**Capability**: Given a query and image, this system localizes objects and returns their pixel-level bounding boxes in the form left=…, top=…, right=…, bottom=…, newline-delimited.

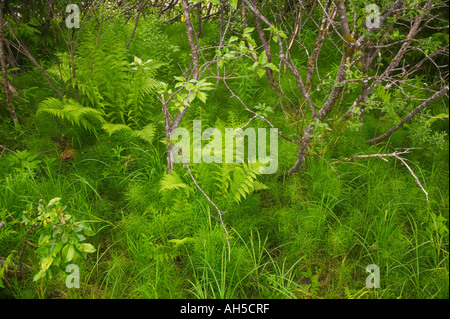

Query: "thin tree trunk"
left=287, top=0, right=354, bottom=175
left=127, top=0, right=144, bottom=49
left=367, top=86, right=449, bottom=144
left=217, top=3, right=224, bottom=86
left=196, top=2, right=202, bottom=38
left=241, top=0, right=248, bottom=28
left=182, top=0, right=199, bottom=80
left=205, top=1, right=212, bottom=20
left=287, top=125, right=313, bottom=175
left=164, top=0, right=200, bottom=173
left=250, top=0, right=276, bottom=88
left=0, top=0, right=18, bottom=126
left=162, top=98, right=174, bottom=173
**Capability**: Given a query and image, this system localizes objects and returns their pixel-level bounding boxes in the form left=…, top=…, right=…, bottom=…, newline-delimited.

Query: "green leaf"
left=135, top=124, right=156, bottom=143
left=83, top=227, right=96, bottom=237
left=259, top=51, right=268, bottom=65
left=188, top=93, right=196, bottom=104
left=229, top=0, right=238, bottom=9
left=278, top=30, right=288, bottom=39
left=244, top=27, right=255, bottom=34
left=51, top=241, right=64, bottom=256
left=257, top=68, right=266, bottom=78
left=78, top=243, right=96, bottom=254
left=38, top=234, right=50, bottom=246
left=102, top=123, right=132, bottom=136
left=63, top=244, right=75, bottom=262
left=33, top=269, right=46, bottom=282
left=197, top=91, right=207, bottom=103
left=61, top=232, right=69, bottom=243
left=41, top=257, right=53, bottom=271
left=265, top=63, right=278, bottom=71
left=47, top=198, right=61, bottom=207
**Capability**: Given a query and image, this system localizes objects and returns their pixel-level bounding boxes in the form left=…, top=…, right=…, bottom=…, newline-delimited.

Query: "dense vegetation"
left=0, top=0, right=448, bottom=299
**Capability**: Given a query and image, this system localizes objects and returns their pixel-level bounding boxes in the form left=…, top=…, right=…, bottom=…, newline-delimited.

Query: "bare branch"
left=171, top=146, right=231, bottom=262
left=335, top=149, right=429, bottom=201
left=223, top=78, right=301, bottom=145
left=367, top=86, right=449, bottom=144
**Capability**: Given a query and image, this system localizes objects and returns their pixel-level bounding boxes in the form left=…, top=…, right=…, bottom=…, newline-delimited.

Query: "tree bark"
left=162, top=98, right=174, bottom=173
left=182, top=0, right=199, bottom=80
left=196, top=2, right=202, bottom=38
left=287, top=0, right=355, bottom=175
left=127, top=0, right=145, bottom=49
left=163, top=1, right=200, bottom=173
left=250, top=0, right=276, bottom=88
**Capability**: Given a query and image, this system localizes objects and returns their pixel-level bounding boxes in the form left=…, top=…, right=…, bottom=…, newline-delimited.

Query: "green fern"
left=160, top=171, right=191, bottom=194
left=228, top=162, right=268, bottom=204
left=47, top=20, right=163, bottom=127
left=134, top=124, right=156, bottom=144
left=37, top=98, right=105, bottom=132
left=102, top=123, right=133, bottom=135
left=0, top=226, right=16, bottom=242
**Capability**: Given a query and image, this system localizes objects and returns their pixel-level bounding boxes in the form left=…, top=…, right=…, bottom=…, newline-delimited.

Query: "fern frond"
left=135, top=124, right=156, bottom=144
left=102, top=123, right=133, bottom=136
left=230, top=162, right=268, bottom=204
left=38, top=98, right=105, bottom=132
left=160, top=171, right=190, bottom=193
left=0, top=227, right=16, bottom=241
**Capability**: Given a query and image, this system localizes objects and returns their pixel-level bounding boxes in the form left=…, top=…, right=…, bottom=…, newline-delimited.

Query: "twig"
left=0, top=144, right=13, bottom=152
left=335, top=149, right=429, bottom=201
left=392, top=154, right=429, bottom=202
left=223, top=79, right=301, bottom=145
left=171, top=145, right=231, bottom=262
left=317, top=155, right=340, bottom=178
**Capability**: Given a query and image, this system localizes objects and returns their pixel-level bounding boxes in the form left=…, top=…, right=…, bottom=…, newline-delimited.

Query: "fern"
left=0, top=226, right=16, bottom=242
left=229, top=162, right=268, bottom=204
left=37, top=98, right=105, bottom=132
left=160, top=171, right=191, bottom=194
left=48, top=20, right=163, bottom=127
left=102, top=123, right=133, bottom=135
left=134, top=124, right=156, bottom=144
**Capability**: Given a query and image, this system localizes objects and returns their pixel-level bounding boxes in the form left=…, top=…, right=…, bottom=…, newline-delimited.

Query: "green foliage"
left=6, top=150, right=42, bottom=174
left=409, top=116, right=447, bottom=152
left=11, top=198, right=97, bottom=283
left=0, top=252, right=16, bottom=288
left=0, top=0, right=448, bottom=300
left=37, top=98, right=105, bottom=133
